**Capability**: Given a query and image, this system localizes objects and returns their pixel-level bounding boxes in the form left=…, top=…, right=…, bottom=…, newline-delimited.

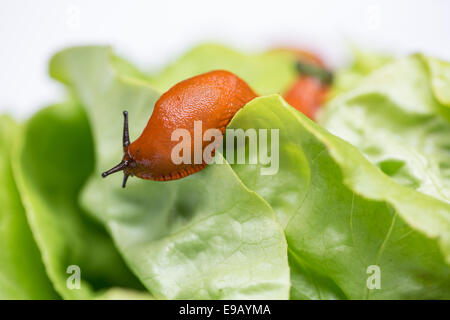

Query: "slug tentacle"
left=101, top=160, right=128, bottom=177
left=123, top=110, right=130, bottom=149
left=122, top=174, right=129, bottom=188
left=101, top=110, right=134, bottom=188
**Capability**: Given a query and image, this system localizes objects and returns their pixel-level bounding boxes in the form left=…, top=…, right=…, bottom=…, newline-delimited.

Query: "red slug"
left=102, top=70, right=257, bottom=187
left=279, top=48, right=332, bottom=120
left=283, top=76, right=329, bottom=119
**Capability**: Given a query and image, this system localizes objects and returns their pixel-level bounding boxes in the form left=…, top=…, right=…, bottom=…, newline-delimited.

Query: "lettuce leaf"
left=94, top=287, right=154, bottom=300
left=0, top=116, right=58, bottom=299
left=320, top=55, right=450, bottom=203
left=229, top=95, right=450, bottom=299
left=329, top=47, right=391, bottom=98
left=425, top=56, right=450, bottom=106
left=49, top=46, right=290, bottom=299
left=13, top=101, right=144, bottom=299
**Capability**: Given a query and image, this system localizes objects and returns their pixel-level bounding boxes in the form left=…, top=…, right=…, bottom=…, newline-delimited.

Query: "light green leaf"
left=0, top=115, right=58, bottom=299
left=330, top=47, right=391, bottom=98
left=148, top=43, right=298, bottom=95
left=320, top=55, right=450, bottom=203
left=50, top=46, right=290, bottom=299
left=13, top=101, right=143, bottom=299
left=95, top=287, right=154, bottom=300
left=424, top=55, right=450, bottom=106
left=229, top=94, right=450, bottom=299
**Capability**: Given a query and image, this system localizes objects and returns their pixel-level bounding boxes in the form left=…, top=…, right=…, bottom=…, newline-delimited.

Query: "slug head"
left=101, top=111, right=137, bottom=188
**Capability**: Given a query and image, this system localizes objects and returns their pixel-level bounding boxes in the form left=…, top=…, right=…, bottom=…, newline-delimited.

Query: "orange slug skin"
left=127, top=70, right=257, bottom=181
left=283, top=77, right=328, bottom=120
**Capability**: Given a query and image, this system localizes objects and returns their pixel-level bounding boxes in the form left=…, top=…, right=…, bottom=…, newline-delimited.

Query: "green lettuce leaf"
left=148, top=43, right=298, bottom=95
left=95, top=287, right=154, bottom=300
left=320, top=55, right=450, bottom=203
left=13, top=101, right=143, bottom=299
left=425, top=56, right=450, bottom=106
left=330, top=47, right=391, bottom=98
left=0, top=115, right=58, bottom=299
left=229, top=94, right=450, bottom=299
left=49, top=46, right=290, bottom=299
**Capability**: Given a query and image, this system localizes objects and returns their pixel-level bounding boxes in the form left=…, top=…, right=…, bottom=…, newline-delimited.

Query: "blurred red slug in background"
left=274, top=47, right=333, bottom=120
left=283, top=76, right=328, bottom=119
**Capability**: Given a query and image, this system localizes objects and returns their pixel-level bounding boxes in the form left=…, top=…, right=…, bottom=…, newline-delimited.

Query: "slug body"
left=102, top=70, right=257, bottom=186
left=284, top=76, right=328, bottom=119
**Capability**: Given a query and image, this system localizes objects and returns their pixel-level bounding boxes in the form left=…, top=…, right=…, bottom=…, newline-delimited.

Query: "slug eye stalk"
left=101, top=110, right=132, bottom=188
left=122, top=110, right=130, bottom=149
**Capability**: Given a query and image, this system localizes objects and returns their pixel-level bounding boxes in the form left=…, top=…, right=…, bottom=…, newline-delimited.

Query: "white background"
left=1, top=0, right=449, bottom=118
